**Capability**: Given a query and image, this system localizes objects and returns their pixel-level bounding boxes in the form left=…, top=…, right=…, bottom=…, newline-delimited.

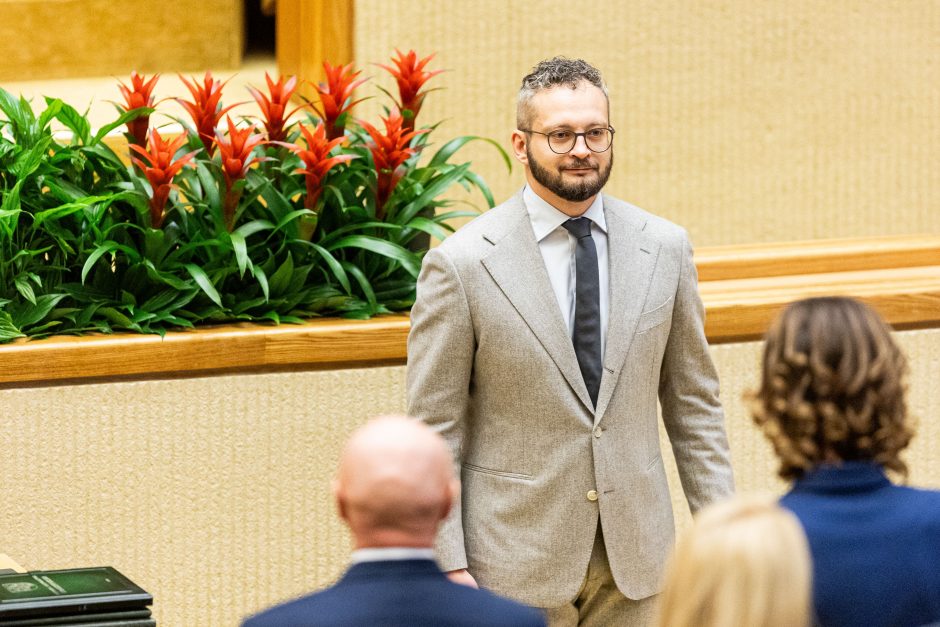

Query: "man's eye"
left=586, top=128, right=606, bottom=139
left=549, top=131, right=573, bottom=141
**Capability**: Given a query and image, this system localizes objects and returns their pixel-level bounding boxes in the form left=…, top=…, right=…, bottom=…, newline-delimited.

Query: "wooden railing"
left=2, top=235, right=938, bottom=386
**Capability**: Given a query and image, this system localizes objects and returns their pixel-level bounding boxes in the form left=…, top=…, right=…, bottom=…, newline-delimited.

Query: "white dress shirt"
left=349, top=547, right=437, bottom=564
left=523, top=186, right=609, bottom=356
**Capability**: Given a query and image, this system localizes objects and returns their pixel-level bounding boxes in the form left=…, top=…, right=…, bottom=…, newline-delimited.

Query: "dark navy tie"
left=562, top=217, right=602, bottom=407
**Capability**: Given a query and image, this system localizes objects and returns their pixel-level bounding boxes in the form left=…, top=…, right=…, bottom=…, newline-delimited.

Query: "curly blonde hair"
left=748, top=297, right=913, bottom=480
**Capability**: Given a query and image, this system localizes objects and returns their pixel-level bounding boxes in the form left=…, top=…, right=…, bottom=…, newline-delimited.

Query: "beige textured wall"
left=354, top=0, right=940, bottom=245
left=2, top=328, right=939, bottom=625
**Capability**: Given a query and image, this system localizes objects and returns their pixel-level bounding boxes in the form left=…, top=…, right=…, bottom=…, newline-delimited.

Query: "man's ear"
left=332, top=479, right=349, bottom=523
left=511, top=130, right=529, bottom=165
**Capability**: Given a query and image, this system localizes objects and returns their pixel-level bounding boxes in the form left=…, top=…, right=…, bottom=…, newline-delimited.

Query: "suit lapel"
left=594, top=198, right=660, bottom=422
left=481, top=198, right=594, bottom=413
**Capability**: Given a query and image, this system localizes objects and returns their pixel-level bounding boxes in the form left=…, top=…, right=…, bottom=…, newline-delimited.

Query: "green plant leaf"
left=268, top=254, right=294, bottom=297
left=49, top=99, right=91, bottom=144
left=252, top=265, right=270, bottom=302
left=9, top=293, right=66, bottom=329
left=13, top=276, right=37, bottom=304
left=97, top=306, right=137, bottom=330
left=234, top=219, right=275, bottom=239
left=254, top=175, right=297, bottom=222
left=33, top=195, right=108, bottom=227
left=273, top=209, right=315, bottom=233
left=340, top=261, right=377, bottom=313
left=429, top=135, right=512, bottom=172
left=12, top=135, right=53, bottom=179
left=91, top=107, right=153, bottom=144
left=195, top=161, right=221, bottom=214
left=37, top=98, right=64, bottom=133
left=303, top=242, right=352, bottom=294
left=0, top=310, right=25, bottom=342
left=463, top=169, right=497, bottom=208
left=405, top=216, right=451, bottom=242
left=0, top=88, right=35, bottom=143
left=184, top=263, right=223, bottom=308
left=326, top=235, right=421, bottom=278
left=81, top=241, right=122, bottom=284
left=229, top=230, right=250, bottom=277
left=393, top=162, right=471, bottom=226
left=141, top=260, right=194, bottom=291
left=317, top=220, right=402, bottom=247
left=0, top=180, right=23, bottom=236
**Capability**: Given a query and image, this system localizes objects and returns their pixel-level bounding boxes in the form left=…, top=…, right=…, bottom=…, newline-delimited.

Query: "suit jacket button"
left=587, top=489, right=598, bottom=502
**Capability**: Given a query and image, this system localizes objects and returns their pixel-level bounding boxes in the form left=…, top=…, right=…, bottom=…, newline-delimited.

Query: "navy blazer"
left=242, top=559, right=546, bottom=627
left=781, top=462, right=940, bottom=627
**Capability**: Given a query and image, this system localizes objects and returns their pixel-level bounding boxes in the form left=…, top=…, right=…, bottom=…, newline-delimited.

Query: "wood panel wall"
left=0, top=0, right=243, bottom=81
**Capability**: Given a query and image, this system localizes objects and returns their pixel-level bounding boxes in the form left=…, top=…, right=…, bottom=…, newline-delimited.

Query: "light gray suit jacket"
left=406, top=191, right=734, bottom=607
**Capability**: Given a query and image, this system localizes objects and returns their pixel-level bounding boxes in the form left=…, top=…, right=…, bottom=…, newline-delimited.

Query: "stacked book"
left=0, top=567, right=153, bottom=626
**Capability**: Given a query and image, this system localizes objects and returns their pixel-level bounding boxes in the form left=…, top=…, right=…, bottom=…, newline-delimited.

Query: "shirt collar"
left=349, top=547, right=437, bottom=564
left=791, top=461, right=892, bottom=495
left=523, top=185, right=607, bottom=242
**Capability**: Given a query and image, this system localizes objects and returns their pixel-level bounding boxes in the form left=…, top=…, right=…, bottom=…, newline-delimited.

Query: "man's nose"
left=569, top=134, right=591, bottom=158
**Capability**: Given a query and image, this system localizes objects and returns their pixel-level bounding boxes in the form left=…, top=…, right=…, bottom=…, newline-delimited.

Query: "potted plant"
left=0, top=51, right=508, bottom=343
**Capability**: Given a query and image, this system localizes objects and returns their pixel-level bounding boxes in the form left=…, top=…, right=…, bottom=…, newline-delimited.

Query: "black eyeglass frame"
left=518, top=126, right=616, bottom=154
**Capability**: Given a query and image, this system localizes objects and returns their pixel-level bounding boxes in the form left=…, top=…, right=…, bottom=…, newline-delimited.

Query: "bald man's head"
left=333, top=415, right=458, bottom=549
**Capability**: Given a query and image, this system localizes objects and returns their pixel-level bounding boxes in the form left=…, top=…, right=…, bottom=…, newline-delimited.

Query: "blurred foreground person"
left=242, top=415, right=545, bottom=627
left=751, top=297, right=940, bottom=627
left=653, top=496, right=812, bottom=627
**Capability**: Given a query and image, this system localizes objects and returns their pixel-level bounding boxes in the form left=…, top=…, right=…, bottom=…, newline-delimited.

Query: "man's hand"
left=446, top=568, right=479, bottom=588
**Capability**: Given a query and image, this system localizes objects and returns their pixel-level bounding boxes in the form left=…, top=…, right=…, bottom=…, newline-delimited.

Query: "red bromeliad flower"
left=247, top=73, right=303, bottom=142
left=315, top=61, right=367, bottom=140
left=177, top=72, right=238, bottom=156
left=129, top=129, right=197, bottom=228
left=214, top=116, right=266, bottom=230
left=286, top=122, right=355, bottom=211
left=359, top=111, right=428, bottom=219
left=117, top=72, right=160, bottom=146
left=377, top=49, right=443, bottom=133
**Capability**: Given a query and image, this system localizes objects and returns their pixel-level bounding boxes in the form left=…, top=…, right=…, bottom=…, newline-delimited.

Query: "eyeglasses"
left=519, top=126, right=615, bottom=154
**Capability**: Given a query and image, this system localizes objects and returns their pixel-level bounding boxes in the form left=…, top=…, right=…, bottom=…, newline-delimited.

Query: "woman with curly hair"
left=750, top=296, right=940, bottom=627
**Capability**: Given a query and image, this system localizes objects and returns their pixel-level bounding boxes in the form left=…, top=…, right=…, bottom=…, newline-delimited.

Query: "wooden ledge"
left=702, top=265, right=940, bottom=343
left=0, top=315, right=411, bottom=387
left=695, top=234, right=940, bottom=281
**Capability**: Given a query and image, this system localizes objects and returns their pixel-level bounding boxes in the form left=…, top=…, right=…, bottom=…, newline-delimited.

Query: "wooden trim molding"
left=276, top=0, right=354, bottom=101
left=2, top=235, right=939, bottom=387
left=695, top=234, right=940, bottom=281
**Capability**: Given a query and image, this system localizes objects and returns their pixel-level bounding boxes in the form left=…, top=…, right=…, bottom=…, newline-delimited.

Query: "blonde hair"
left=748, top=297, right=912, bottom=480
left=654, top=496, right=812, bottom=627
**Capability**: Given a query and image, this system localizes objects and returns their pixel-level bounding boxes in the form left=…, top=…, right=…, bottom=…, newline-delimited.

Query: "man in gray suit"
left=406, top=57, right=734, bottom=626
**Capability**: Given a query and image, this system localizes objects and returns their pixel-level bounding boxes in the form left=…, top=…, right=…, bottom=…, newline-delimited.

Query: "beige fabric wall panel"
left=0, top=368, right=407, bottom=626
left=1, top=329, right=938, bottom=624
left=354, top=1, right=940, bottom=245
left=0, top=0, right=243, bottom=81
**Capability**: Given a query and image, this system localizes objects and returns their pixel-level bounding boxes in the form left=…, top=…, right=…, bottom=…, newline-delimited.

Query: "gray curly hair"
left=517, top=57, right=609, bottom=129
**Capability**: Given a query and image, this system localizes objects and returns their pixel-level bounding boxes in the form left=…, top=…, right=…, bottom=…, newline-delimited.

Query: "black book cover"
left=0, top=609, right=151, bottom=625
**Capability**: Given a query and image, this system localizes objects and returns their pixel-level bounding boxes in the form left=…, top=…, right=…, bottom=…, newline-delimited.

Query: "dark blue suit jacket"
left=781, top=462, right=940, bottom=627
left=242, top=559, right=546, bottom=627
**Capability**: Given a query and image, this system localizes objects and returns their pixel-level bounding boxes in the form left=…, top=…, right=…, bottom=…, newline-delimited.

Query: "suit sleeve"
left=658, top=231, right=735, bottom=513
left=406, top=245, right=475, bottom=570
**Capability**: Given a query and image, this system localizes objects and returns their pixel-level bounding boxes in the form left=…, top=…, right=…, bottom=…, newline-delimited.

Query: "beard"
left=527, top=146, right=613, bottom=202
